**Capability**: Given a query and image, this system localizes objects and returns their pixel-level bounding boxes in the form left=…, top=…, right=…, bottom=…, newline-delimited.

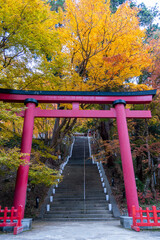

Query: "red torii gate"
left=0, top=88, right=156, bottom=218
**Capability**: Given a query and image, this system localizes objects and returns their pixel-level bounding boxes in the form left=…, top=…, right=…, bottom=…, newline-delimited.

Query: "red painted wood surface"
left=18, top=108, right=151, bottom=119
left=13, top=102, right=36, bottom=218
left=0, top=93, right=154, bottom=104
left=114, top=103, right=139, bottom=216
left=131, top=205, right=160, bottom=231
left=0, top=205, right=23, bottom=235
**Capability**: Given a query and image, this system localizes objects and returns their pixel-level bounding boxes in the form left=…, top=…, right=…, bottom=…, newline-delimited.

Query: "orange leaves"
left=147, top=36, right=160, bottom=90
left=103, top=54, right=126, bottom=65
left=60, top=0, right=152, bottom=91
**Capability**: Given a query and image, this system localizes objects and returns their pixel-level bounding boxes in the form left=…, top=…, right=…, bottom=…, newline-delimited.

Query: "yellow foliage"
left=0, top=0, right=156, bottom=187
left=59, top=0, right=152, bottom=91
left=29, top=163, right=60, bottom=186
left=0, top=147, right=25, bottom=169
left=0, top=0, right=61, bottom=89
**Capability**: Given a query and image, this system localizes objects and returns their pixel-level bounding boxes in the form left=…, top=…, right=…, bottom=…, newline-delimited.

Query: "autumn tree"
left=0, top=0, right=67, bottom=91
left=59, top=0, right=160, bottom=202
left=0, top=0, right=66, bottom=186
left=147, top=33, right=160, bottom=89
left=59, top=0, right=152, bottom=92
left=57, top=0, right=154, bottom=169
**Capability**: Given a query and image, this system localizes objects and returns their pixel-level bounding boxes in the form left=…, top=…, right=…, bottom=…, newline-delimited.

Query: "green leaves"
left=0, top=0, right=62, bottom=90
left=0, top=147, right=24, bottom=170
left=29, top=163, right=60, bottom=186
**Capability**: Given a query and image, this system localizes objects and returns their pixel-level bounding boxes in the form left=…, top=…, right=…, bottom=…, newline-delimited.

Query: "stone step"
left=44, top=213, right=113, bottom=218
left=57, top=184, right=103, bottom=188
left=55, top=189, right=105, bottom=193
left=59, top=175, right=101, bottom=179
left=47, top=209, right=110, bottom=214
left=52, top=194, right=105, bottom=198
left=52, top=198, right=107, bottom=201
left=56, top=187, right=103, bottom=190
left=49, top=198, right=107, bottom=202
left=63, top=168, right=97, bottom=171
left=54, top=192, right=105, bottom=196
left=57, top=185, right=103, bottom=189
left=43, top=218, right=118, bottom=221
left=51, top=196, right=106, bottom=199
left=51, top=195, right=105, bottom=199
left=50, top=205, right=108, bottom=209
left=49, top=204, right=109, bottom=209
left=49, top=206, right=108, bottom=210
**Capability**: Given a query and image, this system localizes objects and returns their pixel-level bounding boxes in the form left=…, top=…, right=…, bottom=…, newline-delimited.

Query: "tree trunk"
left=60, top=118, right=77, bottom=140
left=145, top=119, right=156, bottom=198
left=136, top=155, right=143, bottom=181
left=99, top=105, right=111, bottom=141
left=50, top=118, right=67, bottom=148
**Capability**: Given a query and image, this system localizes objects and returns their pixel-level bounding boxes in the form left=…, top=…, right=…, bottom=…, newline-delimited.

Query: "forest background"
left=0, top=0, right=160, bottom=215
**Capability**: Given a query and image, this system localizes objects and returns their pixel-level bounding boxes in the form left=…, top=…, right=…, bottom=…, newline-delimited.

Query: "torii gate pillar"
left=13, top=98, right=38, bottom=218
left=113, top=100, right=139, bottom=216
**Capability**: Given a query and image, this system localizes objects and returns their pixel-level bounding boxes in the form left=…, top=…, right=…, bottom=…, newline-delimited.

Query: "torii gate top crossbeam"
left=0, top=89, right=156, bottom=104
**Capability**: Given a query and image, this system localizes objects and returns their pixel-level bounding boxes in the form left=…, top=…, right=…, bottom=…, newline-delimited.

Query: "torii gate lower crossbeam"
left=0, top=89, right=156, bottom=218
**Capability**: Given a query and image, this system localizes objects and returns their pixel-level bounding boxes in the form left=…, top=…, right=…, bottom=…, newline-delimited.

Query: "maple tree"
left=58, top=0, right=160, bottom=202
left=147, top=33, right=160, bottom=90
left=0, top=0, right=65, bottom=185
left=0, top=0, right=63, bottom=90
left=58, top=0, right=152, bottom=91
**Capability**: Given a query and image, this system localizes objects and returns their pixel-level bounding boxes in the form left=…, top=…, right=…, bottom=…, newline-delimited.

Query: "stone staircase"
left=43, top=136, right=118, bottom=221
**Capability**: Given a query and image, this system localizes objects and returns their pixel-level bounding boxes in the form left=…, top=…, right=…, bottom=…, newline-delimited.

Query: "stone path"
left=0, top=220, right=160, bottom=240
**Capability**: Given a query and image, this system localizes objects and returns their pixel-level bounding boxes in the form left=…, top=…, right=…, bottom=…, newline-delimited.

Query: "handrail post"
left=152, top=206, right=158, bottom=224
left=4, top=207, right=7, bottom=224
